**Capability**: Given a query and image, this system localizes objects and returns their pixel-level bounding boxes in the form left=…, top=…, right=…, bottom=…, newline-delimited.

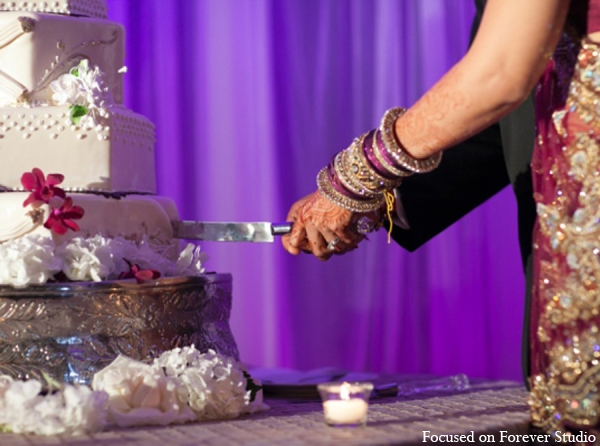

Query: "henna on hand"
left=282, top=190, right=385, bottom=259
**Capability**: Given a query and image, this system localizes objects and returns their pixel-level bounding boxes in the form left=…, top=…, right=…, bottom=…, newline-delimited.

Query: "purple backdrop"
left=107, top=0, right=525, bottom=380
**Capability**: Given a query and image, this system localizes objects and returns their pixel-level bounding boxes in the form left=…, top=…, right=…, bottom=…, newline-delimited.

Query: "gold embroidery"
left=530, top=35, right=600, bottom=435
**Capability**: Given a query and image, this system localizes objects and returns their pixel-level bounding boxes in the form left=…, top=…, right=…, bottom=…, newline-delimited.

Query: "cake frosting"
left=0, top=2, right=205, bottom=286
left=0, top=12, right=123, bottom=106
left=0, top=1, right=107, bottom=19
left=0, top=105, right=156, bottom=192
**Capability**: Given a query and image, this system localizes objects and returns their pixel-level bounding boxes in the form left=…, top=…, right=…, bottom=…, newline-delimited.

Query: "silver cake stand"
left=0, top=274, right=239, bottom=386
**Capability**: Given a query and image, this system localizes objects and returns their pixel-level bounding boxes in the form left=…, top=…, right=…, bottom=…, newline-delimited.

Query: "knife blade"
left=172, top=221, right=293, bottom=242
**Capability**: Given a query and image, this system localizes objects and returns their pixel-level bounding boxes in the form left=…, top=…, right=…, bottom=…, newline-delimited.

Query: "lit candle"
left=318, top=382, right=373, bottom=427
left=323, top=399, right=369, bottom=424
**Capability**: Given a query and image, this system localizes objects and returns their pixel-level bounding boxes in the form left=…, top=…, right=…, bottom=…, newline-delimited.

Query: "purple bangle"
left=374, top=129, right=400, bottom=168
left=326, top=162, right=368, bottom=201
left=362, top=130, right=398, bottom=180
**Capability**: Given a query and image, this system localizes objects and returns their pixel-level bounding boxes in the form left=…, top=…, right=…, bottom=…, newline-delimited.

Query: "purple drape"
left=107, top=0, right=525, bottom=380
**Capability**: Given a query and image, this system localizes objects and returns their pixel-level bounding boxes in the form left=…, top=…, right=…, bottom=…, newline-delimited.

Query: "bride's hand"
left=281, top=190, right=381, bottom=260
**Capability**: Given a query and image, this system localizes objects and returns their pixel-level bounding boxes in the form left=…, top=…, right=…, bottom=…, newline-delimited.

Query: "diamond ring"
left=355, top=216, right=375, bottom=234
left=327, top=237, right=340, bottom=251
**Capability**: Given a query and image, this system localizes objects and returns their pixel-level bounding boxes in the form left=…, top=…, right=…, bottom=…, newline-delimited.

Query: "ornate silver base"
left=0, top=274, right=238, bottom=386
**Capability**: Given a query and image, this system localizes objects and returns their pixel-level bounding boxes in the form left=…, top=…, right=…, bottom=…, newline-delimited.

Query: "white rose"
left=92, top=355, right=195, bottom=427
left=49, top=74, right=88, bottom=106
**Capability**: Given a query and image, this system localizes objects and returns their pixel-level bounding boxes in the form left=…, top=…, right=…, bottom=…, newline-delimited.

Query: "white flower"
left=48, top=59, right=115, bottom=125
left=49, top=74, right=88, bottom=106
left=92, top=355, right=195, bottom=427
left=154, top=345, right=202, bottom=377
left=0, top=233, right=210, bottom=285
left=155, top=347, right=266, bottom=421
left=0, top=348, right=266, bottom=435
left=174, top=243, right=208, bottom=276
left=0, top=234, right=62, bottom=286
left=0, top=375, right=107, bottom=436
left=57, top=235, right=119, bottom=281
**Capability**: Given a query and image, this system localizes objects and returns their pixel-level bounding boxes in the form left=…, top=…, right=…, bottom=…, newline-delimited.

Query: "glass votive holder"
left=317, top=381, right=374, bottom=428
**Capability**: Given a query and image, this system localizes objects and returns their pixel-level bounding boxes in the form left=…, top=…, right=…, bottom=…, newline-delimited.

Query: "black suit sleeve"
left=391, top=122, right=510, bottom=251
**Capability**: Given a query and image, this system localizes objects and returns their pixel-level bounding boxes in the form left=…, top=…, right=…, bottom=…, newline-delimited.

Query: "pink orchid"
left=118, top=259, right=161, bottom=284
left=21, top=167, right=66, bottom=207
left=43, top=197, right=85, bottom=235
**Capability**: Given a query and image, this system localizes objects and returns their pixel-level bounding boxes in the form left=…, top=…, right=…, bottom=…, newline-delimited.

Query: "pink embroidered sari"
left=529, top=0, right=600, bottom=435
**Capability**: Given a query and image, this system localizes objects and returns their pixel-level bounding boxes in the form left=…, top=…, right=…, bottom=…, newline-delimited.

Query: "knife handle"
left=272, top=223, right=293, bottom=235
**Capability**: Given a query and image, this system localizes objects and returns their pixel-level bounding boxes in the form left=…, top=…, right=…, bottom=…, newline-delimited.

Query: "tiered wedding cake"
left=0, top=0, right=202, bottom=286
left=0, top=1, right=239, bottom=385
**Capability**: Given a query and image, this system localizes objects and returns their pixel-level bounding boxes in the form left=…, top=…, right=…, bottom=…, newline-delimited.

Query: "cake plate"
left=0, top=274, right=238, bottom=386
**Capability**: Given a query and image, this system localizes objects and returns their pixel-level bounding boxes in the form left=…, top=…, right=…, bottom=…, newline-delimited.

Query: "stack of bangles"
left=317, top=107, right=442, bottom=213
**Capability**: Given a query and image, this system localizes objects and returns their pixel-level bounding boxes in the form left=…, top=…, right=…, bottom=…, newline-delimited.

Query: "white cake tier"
left=0, top=192, right=180, bottom=258
left=0, top=1, right=107, bottom=18
left=0, top=12, right=123, bottom=106
left=0, top=105, right=156, bottom=193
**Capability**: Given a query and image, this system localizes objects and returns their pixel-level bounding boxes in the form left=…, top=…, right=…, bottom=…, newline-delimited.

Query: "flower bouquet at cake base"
left=0, top=346, right=266, bottom=436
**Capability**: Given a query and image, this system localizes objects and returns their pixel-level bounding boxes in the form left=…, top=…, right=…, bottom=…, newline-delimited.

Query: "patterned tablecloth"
left=2, top=379, right=531, bottom=446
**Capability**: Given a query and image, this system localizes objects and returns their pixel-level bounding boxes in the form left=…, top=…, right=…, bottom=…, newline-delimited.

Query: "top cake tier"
left=0, top=1, right=107, bottom=18
left=0, top=12, right=124, bottom=106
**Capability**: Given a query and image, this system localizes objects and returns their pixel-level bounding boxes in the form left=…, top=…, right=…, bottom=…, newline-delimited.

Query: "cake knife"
left=172, top=221, right=293, bottom=243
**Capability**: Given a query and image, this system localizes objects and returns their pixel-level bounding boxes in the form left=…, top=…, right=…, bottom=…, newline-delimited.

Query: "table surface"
left=2, top=379, right=531, bottom=446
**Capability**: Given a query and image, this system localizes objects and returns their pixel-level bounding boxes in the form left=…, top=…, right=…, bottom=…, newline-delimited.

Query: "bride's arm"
left=395, top=0, right=570, bottom=160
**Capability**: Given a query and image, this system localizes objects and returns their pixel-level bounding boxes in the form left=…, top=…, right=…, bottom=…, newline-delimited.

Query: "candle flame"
left=340, top=382, right=351, bottom=400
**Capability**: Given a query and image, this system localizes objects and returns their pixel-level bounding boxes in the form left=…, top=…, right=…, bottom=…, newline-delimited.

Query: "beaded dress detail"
left=528, top=4, right=600, bottom=435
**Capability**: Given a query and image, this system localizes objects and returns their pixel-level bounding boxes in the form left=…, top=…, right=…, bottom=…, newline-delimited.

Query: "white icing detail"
left=0, top=1, right=108, bottom=18
left=0, top=18, right=27, bottom=50
left=0, top=71, right=27, bottom=99
left=0, top=13, right=124, bottom=106
left=0, top=105, right=156, bottom=193
left=0, top=210, right=39, bottom=242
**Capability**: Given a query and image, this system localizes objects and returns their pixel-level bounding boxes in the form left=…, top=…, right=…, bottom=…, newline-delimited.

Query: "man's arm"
left=391, top=121, right=509, bottom=251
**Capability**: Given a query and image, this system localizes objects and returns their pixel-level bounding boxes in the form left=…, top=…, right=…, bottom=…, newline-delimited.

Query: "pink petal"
left=52, top=222, right=69, bottom=235
left=33, top=168, right=45, bottom=185
left=62, top=197, right=73, bottom=210
left=20, top=172, right=38, bottom=191
left=63, top=219, right=80, bottom=232
left=46, top=173, right=64, bottom=186
left=71, top=205, right=85, bottom=218
left=22, top=192, right=40, bottom=207
left=134, top=269, right=160, bottom=283
left=53, top=187, right=67, bottom=199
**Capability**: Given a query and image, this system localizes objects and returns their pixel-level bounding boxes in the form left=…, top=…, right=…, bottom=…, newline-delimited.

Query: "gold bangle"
left=334, top=150, right=380, bottom=198
left=348, top=133, right=403, bottom=191
left=316, top=168, right=385, bottom=213
left=380, top=107, right=442, bottom=173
